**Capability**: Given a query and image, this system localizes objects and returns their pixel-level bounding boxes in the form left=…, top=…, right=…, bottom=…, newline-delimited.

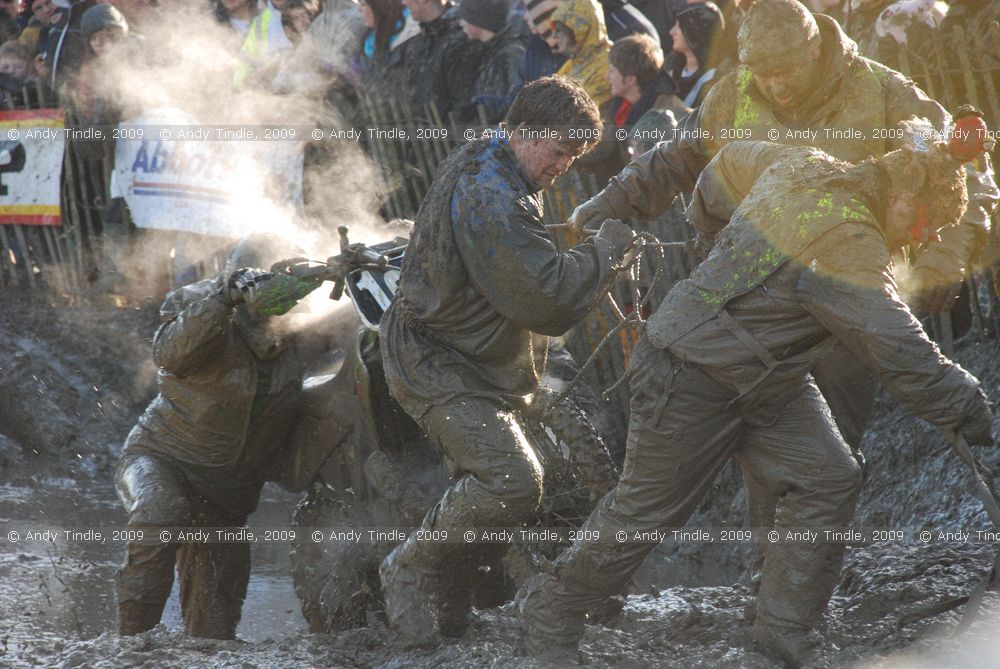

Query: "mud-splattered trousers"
left=522, top=141, right=989, bottom=647
left=379, top=139, right=623, bottom=632
left=115, top=453, right=263, bottom=638
left=114, top=279, right=318, bottom=638
left=570, top=14, right=998, bottom=580
left=522, top=335, right=862, bottom=642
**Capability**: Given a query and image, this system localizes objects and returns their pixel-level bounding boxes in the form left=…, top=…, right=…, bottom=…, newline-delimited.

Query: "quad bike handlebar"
left=271, top=225, right=402, bottom=302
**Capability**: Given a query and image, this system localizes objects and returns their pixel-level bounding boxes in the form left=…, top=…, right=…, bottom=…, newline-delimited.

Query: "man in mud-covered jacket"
left=114, top=234, right=326, bottom=639
left=378, top=76, right=634, bottom=646
left=521, top=132, right=995, bottom=666
left=567, top=0, right=998, bottom=607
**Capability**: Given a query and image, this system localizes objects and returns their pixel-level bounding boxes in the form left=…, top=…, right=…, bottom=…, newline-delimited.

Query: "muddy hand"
left=569, top=199, right=607, bottom=234
left=596, top=219, right=635, bottom=263
left=959, top=391, right=995, bottom=448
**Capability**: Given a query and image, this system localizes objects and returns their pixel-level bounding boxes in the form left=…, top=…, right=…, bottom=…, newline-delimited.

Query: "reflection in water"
left=0, top=480, right=306, bottom=650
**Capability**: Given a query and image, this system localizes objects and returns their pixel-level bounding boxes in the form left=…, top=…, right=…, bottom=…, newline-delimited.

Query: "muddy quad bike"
left=273, top=225, right=619, bottom=633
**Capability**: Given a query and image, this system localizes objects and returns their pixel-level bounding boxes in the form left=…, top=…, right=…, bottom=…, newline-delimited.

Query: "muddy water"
left=0, top=478, right=306, bottom=663
left=3, top=476, right=1000, bottom=668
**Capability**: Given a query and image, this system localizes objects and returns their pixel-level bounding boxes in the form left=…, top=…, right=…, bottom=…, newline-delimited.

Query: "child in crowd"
left=0, top=40, right=35, bottom=104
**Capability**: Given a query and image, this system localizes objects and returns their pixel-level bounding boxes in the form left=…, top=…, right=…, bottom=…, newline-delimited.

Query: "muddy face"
left=513, top=138, right=583, bottom=189
left=748, top=43, right=821, bottom=110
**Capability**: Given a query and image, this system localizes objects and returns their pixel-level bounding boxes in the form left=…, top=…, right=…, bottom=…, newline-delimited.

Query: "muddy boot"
left=379, top=536, right=441, bottom=648
left=751, top=624, right=819, bottom=669
left=517, top=575, right=585, bottom=662
left=117, top=600, right=164, bottom=636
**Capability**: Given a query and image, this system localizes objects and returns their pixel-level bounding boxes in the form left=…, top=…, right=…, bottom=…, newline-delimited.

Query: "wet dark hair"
left=609, top=34, right=663, bottom=90
left=362, top=0, right=404, bottom=66
left=504, top=75, right=602, bottom=150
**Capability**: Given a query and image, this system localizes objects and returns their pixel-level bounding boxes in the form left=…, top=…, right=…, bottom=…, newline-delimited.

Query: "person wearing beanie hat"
left=81, top=3, right=128, bottom=56
left=458, top=0, right=508, bottom=35
left=666, top=1, right=723, bottom=107
left=458, top=0, right=528, bottom=122
left=70, top=2, right=129, bottom=138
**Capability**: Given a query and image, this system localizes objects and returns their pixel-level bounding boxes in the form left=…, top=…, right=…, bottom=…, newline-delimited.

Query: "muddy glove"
left=597, top=218, right=635, bottom=263
left=225, top=268, right=273, bottom=306
left=226, top=269, right=319, bottom=315
left=911, top=266, right=963, bottom=314
left=569, top=198, right=610, bottom=234
left=959, top=391, right=995, bottom=447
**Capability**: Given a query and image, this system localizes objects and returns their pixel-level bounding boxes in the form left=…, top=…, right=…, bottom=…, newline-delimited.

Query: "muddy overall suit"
left=378, top=128, right=632, bottom=644
left=567, top=0, right=998, bottom=594
left=522, top=139, right=994, bottom=664
left=115, top=236, right=325, bottom=638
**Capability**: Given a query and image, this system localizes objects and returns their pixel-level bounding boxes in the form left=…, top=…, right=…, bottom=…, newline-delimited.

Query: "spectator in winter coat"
left=18, top=0, right=60, bottom=54
left=70, top=2, right=129, bottom=163
left=353, top=0, right=420, bottom=95
left=577, top=33, right=684, bottom=180
left=665, top=1, right=724, bottom=108
left=0, top=0, right=19, bottom=43
left=401, top=0, right=484, bottom=120
left=39, top=0, right=98, bottom=95
left=0, top=40, right=34, bottom=104
left=458, top=0, right=528, bottom=122
left=550, top=0, right=612, bottom=106
left=235, top=0, right=293, bottom=86
left=280, top=0, right=321, bottom=44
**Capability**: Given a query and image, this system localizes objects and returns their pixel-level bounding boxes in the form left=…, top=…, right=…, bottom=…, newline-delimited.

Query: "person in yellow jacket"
left=233, top=0, right=292, bottom=87
left=550, top=0, right=611, bottom=106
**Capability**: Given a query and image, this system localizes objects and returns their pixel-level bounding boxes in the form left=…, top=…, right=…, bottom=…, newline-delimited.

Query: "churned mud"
left=2, top=289, right=999, bottom=668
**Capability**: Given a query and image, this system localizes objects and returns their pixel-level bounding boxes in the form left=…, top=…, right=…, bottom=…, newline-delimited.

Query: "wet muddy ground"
left=3, top=291, right=1000, bottom=668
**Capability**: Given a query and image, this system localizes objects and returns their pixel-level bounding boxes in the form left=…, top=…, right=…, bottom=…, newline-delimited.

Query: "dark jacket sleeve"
left=152, top=279, right=233, bottom=377
left=579, top=105, right=710, bottom=222
left=451, top=179, right=619, bottom=336
left=796, top=222, right=983, bottom=432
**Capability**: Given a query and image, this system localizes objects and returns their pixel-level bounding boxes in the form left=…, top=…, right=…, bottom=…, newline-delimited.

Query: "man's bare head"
left=505, top=77, right=602, bottom=188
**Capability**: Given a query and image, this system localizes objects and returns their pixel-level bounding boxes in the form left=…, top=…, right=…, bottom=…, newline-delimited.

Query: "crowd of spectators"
left=0, top=0, right=996, bottom=185
left=0, top=1, right=993, bottom=119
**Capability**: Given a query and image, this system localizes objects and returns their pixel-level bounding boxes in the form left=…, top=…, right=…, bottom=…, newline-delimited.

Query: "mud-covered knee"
left=486, top=459, right=543, bottom=517
left=116, top=455, right=191, bottom=526
left=824, top=454, right=863, bottom=500
left=129, top=493, right=191, bottom=527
